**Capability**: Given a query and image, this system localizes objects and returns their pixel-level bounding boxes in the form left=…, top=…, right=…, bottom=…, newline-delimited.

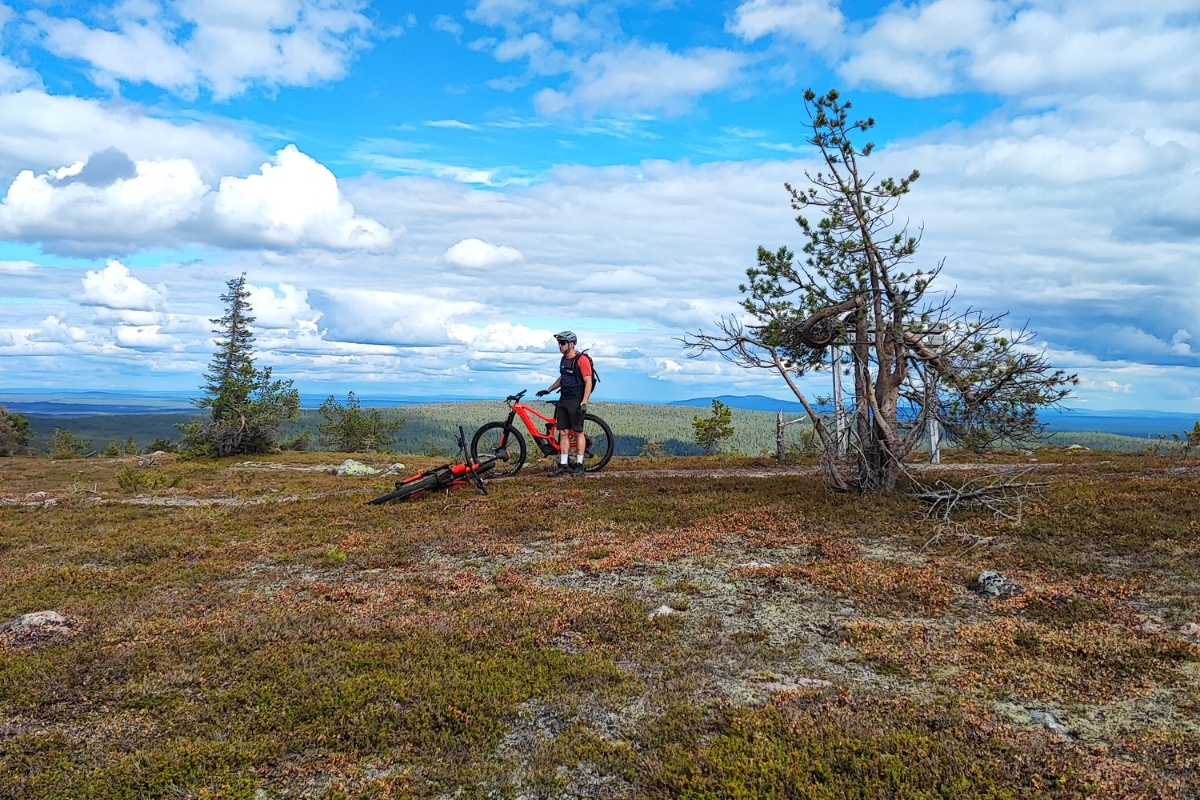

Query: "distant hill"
left=668, top=395, right=811, bottom=414
left=0, top=391, right=490, bottom=416
left=669, top=395, right=1198, bottom=439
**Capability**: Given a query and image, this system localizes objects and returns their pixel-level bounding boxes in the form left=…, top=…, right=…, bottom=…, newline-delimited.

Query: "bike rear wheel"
left=471, top=423, right=527, bottom=477
left=366, top=473, right=440, bottom=505
left=580, top=414, right=614, bottom=472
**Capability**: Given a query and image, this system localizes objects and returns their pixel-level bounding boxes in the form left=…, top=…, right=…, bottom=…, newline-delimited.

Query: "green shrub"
left=0, top=405, right=33, bottom=456
left=318, top=392, right=404, bottom=452
left=280, top=428, right=313, bottom=451
left=116, top=467, right=181, bottom=492
left=48, top=428, right=92, bottom=459
left=147, top=437, right=178, bottom=453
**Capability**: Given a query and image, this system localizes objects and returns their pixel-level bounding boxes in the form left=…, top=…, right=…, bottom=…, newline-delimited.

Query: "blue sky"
left=0, top=0, right=1198, bottom=410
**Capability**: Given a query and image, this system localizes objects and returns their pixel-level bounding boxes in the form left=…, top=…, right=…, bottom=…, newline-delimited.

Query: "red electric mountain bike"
left=470, top=390, right=614, bottom=477
left=367, top=426, right=509, bottom=505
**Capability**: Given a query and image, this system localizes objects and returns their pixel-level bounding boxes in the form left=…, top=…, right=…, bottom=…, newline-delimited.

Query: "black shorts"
left=556, top=393, right=585, bottom=433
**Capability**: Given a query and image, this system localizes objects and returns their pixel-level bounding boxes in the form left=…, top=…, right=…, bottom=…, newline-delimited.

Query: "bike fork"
left=502, top=410, right=518, bottom=447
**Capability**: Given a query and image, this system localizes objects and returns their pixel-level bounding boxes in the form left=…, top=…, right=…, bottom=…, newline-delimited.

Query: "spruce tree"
left=179, top=274, right=299, bottom=457
left=692, top=398, right=735, bottom=455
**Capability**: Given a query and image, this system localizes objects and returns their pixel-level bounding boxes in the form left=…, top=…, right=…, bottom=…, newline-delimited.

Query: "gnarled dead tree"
left=685, top=89, right=1075, bottom=494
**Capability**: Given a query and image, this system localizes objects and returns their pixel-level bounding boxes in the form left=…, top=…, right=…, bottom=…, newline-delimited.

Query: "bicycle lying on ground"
left=367, top=427, right=509, bottom=505
left=470, top=390, right=614, bottom=477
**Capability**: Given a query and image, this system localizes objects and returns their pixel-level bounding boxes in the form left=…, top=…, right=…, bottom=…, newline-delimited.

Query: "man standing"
left=537, top=331, right=593, bottom=476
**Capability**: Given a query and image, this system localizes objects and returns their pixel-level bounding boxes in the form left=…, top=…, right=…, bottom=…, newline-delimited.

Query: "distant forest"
left=18, top=401, right=1180, bottom=456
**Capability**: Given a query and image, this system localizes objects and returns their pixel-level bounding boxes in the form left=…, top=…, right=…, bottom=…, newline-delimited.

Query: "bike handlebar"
left=506, top=389, right=527, bottom=404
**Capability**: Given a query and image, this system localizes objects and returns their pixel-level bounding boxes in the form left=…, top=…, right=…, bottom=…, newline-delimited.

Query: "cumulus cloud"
left=28, top=314, right=89, bottom=344
left=310, top=289, right=484, bottom=347
left=53, top=147, right=137, bottom=187
left=0, top=89, right=258, bottom=182
left=443, top=237, right=524, bottom=269
left=448, top=322, right=553, bottom=351
left=29, top=0, right=375, bottom=100
left=74, top=261, right=168, bottom=311
left=726, top=0, right=844, bottom=46
left=0, top=145, right=392, bottom=255
left=213, top=145, right=394, bottom=251
left=113, top=325, right=178, bottom=351
left=245, top=283, right=322, bottom=330
left=0, top=151, right=208, bottom=255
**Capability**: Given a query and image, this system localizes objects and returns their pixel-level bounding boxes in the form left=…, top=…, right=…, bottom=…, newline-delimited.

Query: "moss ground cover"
left=2, top=452, right=1199, bottom=798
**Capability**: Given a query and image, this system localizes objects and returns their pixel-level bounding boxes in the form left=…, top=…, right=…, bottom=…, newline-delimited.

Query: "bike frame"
left=503, top=397, right=583, bottom=454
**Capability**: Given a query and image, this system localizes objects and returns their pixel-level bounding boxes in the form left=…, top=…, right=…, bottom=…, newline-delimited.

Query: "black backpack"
left=570, top=351, right=600, bottom=392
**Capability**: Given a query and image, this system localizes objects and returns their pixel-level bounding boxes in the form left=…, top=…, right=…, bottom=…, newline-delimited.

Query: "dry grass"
left=2, top=451, right=1199, bottom=798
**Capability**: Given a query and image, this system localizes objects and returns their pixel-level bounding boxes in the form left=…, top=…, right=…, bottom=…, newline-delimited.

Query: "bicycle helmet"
left=554, top=330, right=577, bottom=344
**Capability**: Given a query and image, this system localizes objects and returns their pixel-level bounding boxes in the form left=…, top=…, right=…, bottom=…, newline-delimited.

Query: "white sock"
left=560, top=453, right=569, bottom=465
left=574, top=455, right=584, bottom=464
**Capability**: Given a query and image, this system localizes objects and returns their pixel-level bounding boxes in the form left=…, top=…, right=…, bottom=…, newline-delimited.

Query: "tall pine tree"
left=179, top=274, right=299, bottom=457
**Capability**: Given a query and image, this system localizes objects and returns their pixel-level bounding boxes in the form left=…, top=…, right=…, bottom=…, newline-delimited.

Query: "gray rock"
left=974, top=570, right=1023, bottom=599
left=0, top=611, right=78, bottom=644
left=1029, top=709, right=1071, bottom=739
left=335, top=459, right=381, bottom=476
left=648, top=605, right=676, bottom=620
left=1181, top=622, right=1200, bottom=638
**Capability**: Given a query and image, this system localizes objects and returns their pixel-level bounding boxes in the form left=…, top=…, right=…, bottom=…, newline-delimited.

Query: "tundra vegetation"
left=1, top=448, right=1198, bottom=798
left=687, top=89, right=1074, bottom=493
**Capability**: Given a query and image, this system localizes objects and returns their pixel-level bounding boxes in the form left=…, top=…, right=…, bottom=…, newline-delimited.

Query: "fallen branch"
left=909, top=467, right=1045, bottom=523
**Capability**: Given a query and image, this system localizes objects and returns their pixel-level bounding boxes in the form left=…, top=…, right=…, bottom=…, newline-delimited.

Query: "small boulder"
left=973, top=571, right=1023, bottom=599
left=1181, top=622, right=1200, bottom=638
left=648, top=605, right=676, bottom=620
left=383, top=463, right=406, bottom=475
left=0, top=611, right=78, bottom=646
left=335, top=459, right=381, bottom=476
left=1029, top=709, right=1071, bottom=739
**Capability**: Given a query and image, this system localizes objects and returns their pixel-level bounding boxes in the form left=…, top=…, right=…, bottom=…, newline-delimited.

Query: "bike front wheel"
left=580, top=414, right=614, bottom=472
left=366, top=473, right=440, bottom=505
left=471, top=422, right=527, bottom=477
